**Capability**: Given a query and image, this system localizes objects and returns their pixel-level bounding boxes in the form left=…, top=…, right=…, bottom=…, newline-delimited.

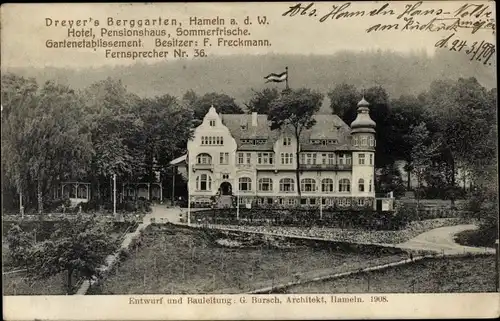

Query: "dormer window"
left=209, top=120, right=216, bottom=127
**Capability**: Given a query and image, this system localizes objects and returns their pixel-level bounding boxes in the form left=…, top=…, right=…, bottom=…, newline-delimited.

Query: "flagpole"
left=285, top=66, right=289, bottom=89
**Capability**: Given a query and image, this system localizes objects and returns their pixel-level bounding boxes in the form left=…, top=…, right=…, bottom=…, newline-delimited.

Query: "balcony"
left=256, top=163, right=276, bottom=171
left=192, top=163, right=214, bottom=172
left=299, top=164, right=352, bottom=171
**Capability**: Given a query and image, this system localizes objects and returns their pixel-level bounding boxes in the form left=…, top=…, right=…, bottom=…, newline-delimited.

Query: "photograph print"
left=1, top=1, right=498, bottom=318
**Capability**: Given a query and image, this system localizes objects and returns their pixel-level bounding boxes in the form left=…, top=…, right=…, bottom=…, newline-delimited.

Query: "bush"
left=43, top=197, right=71, bottom=212
left=191, top=208, right=406, bottom=230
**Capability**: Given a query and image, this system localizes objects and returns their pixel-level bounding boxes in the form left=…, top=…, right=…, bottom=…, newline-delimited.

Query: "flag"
left=264, top=71, right=287, bottom=83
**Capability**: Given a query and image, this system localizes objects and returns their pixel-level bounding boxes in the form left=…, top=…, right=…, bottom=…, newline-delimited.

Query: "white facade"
left=186, top=99, right=377, bottom=209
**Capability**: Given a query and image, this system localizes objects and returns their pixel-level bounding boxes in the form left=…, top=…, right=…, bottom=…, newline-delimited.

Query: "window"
left=258, top=153, right=274, bottom=165
left=283, top=137, right=291, bottom=146
left=237, top=153, right=244, bottom=164
left=301, top=153, right=317, bottom=165
left=239, top=177, right=252, bottom=191
left=219, top=152, right=229, bottom=164
left=339, top=179, right=350, bottom=192
left=246, top=153, right=251, bottom=164
left=222, top=174, right=229, bottom=180
left=308, top=198, right=315, bottom=205
left=322, top=154, right=327, bottom=165
left=279, top=178, right=295, bottom=192
left=369, top=154, right=373, bottom=165
left=321, top=178, right=334, bottom=192
left=358, top=178, right=365, bottom=192
left=281, top=153, right=293, bottom=165
left=328, top=153, right=335, bottom=165
left=369, top=179, right=372, bottom=192
left=209, top=120, right=216, bottom=127
left=258, top=178, right=273, bottom=192
left=359, top=154, right=365, bottom=165
left=196, top=174, right=212, bottom=191
left=358, top=198, right=365, bottom=206
left=301, top=178, right=316, bottom=192
left=196, top=153, right=212, bottom=164
left=338, top=153, right=352, bottom=165
left=353, top=137, right=359, bottom=146
left=300, top=198, right=307, bottom=205
left=287, top=198, right=296, bottom=205
left=361, top=136, right=367, bottom=146
left=201, top=136, right=223, bottom=145
left=369, top=136, right=375, bottom=147
left=322, top=198, right=327, bottom=205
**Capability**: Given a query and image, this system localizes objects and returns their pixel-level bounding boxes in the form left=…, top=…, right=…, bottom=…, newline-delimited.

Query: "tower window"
left=359, top=154, right=365, bottom=165
left=209, top=120, right=216, bottom=127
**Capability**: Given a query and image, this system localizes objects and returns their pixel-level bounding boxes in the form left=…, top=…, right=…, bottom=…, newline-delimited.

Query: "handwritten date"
left=435, top=33, right=495, bottom=66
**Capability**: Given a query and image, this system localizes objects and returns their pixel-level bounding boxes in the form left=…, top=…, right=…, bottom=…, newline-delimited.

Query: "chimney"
left=251, top=112, right=258, bottom=127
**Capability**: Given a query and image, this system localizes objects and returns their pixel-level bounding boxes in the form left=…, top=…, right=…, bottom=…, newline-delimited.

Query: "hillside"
left=4, top=50, right=496, bottom=105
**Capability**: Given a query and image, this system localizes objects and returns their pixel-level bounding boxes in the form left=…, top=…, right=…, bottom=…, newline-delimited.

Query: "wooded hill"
left=4, top=50, right=495, bottom=105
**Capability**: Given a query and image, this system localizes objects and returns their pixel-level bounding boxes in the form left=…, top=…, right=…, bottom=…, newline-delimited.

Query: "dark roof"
left=220, top=113, right=353, bottom=151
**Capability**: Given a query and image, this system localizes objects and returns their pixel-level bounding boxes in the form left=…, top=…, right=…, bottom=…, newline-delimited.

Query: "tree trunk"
left=37, top=179, right=43, bottom=215
left=66, top=268, right=73, bottom=294
left=450, top=157, right=456, bottom=209
left=407, top=170, right=411, bottom=190
left=295, top=134, right=301, bottom=198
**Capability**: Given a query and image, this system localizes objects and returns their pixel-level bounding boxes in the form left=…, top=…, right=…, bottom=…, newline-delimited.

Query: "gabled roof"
left=220, top=113, right=352, bottom=151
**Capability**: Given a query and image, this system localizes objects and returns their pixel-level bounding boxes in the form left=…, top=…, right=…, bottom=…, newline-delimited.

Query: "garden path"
left=395, top=224, right=495, bottom=255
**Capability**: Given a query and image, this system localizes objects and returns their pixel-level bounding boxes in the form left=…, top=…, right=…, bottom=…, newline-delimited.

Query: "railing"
left=299, top=164, right=352, bottom=171
left=192, top=163, right=214, bottom=171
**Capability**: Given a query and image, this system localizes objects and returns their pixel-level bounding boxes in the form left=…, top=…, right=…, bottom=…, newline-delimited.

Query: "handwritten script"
left=435, top=33, right=495, bottom=65
left=282, top=2, right=495, bottom=35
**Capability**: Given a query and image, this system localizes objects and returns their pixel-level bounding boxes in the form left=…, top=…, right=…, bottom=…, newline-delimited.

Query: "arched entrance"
left=219, top=182, right=232, bottom=195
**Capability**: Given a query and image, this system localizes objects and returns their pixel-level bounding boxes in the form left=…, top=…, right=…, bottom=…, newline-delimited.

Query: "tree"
left=83, top=78, right=142, bottom=203
left=245, top=88, right=280, bottom=114
left=2, top=76, right=94, bottom=213
left=376, top=164, right=406, bottom=197
left=390, top=94, right=428, bottom=187
left=268, top=88, right=323, bottom=197
left=408, top=122, right=441, bottom=209
left=132, top=95, right=194, bottom=190
left=30, top=217, right=118, bottom=294
left=421, top=77, right=496, bottom=206
left=6, top=224, right=34, bottom=269
left=190, top=92, right=244, bottom=120
left=327, top=83, right=360, bottom=118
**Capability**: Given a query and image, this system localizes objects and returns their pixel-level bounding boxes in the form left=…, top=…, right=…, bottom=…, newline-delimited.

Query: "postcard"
left=1, top=1, right=498, bottom=320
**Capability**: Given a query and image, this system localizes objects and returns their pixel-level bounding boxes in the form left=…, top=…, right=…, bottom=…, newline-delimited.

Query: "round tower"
left=350, top=98, right=376, bottom=207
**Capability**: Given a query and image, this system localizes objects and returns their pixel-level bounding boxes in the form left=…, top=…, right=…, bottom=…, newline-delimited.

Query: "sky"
left=1, top=1, right=496, bottom=69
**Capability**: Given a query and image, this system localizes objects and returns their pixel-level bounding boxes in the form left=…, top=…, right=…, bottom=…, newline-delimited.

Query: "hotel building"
left=186, top=97, right=377, bottom=209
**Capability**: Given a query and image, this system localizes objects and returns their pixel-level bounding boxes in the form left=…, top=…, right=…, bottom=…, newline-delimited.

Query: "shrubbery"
left=76, top=199, right=152, bottom=213
left=191, top=207, right=409, bottom=230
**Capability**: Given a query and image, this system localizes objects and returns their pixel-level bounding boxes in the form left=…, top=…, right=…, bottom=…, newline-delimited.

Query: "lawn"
left=280, top=255, right=497, bottom=293
left=88, top=224, right=408, bottom=295
left=3, top=271, right=78, bottom=295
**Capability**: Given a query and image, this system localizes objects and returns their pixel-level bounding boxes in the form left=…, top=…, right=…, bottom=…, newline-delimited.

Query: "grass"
left=2, top=271, right=78, bottom=295
left=281, top=255, right=497, bottom=293
left=88, top=224, right=408, bottom=295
